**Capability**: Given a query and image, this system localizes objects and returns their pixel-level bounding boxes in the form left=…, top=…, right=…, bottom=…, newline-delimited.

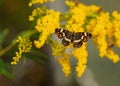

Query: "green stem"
left=0, top=30, right=37, bottom=56
left=0, top=41, right=16, bottom=56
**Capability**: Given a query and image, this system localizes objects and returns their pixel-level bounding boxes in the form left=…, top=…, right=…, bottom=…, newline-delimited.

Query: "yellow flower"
left=87, top=10, right=120, bottom=62
left=34, top=9, right=60, bottom=48
left=52, top=2, right=101, bottom=77
left=34, top=32, right=48, bottom=48
left=57, top=53, right=71, bottom=77
left=29, top=0, right=54, bottom=6
left=11, top=36, right=32, bottom=65
left=86, top=19, right=96, bottom=32
left=72, top=43, right=88, bottom=77
left=91, top=12, right=109, bottom=57
left=65, top=4, right=87, bottom=32
left=50, top=39, right=65, bottom=57
left=28, top=0, right=120, bottom=78
left=65, top=0, right=76, bottom=8
left=50, top=39, right=71, bottom=77
left=105, top=49, right=120, bottom=63
left=112, top=12, right=120, bottom=48
left=76, top=62, right=87, bottom=77
left=29, top=8, right=45, bottom=21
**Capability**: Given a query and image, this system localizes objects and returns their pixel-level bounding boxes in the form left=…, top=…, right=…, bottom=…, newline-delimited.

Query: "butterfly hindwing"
left=73, top=41, right=83, bottom=48
left=73, top=32, right=84, bottom=48
left=62, top=38, right=70, bottom=46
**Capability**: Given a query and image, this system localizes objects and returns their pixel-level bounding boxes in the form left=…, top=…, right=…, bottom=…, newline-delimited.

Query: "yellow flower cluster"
left=50, top=39, right=65, bottom=57
left=91, top=12, right=108, bottom=57
left=72, top=43, right=88, bottom=77
left=29, top=8, right=45, bottom=21
left=65, top=3, right=99, bottom=32
left=32, top=9, right=60, bottom=48
left=65, top=0, right=76, bottom=8
left=112, top=11, right=120, bottom=48
left=86, top=11, right=120, bottom=63
left=57, top=53, right=71, bottom=77
left=58, top=2, right=99, bottom=77
left=28, top=0, right=120, bottom=77
left=50, top=39, right=72, bottom=76
left=105, top=49, right=120, bottom=63
left=11, top=36, right=32, bottom=65
left=55, top=1, right=120, bottom=77
left=29, top=0, right=54, bottom=6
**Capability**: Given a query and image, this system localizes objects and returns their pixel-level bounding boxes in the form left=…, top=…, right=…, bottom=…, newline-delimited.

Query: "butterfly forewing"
left=62, top=38, right=70, bottom=46
left=55, top=28, right=65, bottom=39
left=83, top=33, right=92, bottom=42
left=64, top=30, right=73, bottom=43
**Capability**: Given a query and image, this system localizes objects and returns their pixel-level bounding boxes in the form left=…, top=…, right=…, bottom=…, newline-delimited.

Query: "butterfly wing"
left=55, top=28, right=64, bottom=39
left=55, top=28, right=73, bottom=46
left=73, top=32, right=83, bottom=48
left=62, top=29, right=73, bottom=46
left=73, top=32, right=92, bottom=48
left=62, top=38, right=70, bottom=46
left=82, top=32, right=92, bottom=42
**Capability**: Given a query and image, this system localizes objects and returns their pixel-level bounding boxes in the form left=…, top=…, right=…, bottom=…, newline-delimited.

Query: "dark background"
left=0, top=0, right=120, bottom=86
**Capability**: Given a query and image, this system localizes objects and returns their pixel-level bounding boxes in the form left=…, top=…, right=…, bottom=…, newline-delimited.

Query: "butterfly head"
left=88, top=33, right=92, bottom=38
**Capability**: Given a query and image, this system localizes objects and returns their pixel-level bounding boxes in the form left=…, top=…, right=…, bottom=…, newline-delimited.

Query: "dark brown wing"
left=55, top=28, right=73, bottom=46
left=82, top=33, right=92, bottom=42
left=72, top=32, right=83, bottom=48
left=55, top=28, right=64, bottom=39
left=62, top=38, right=70, bottom=46
left=73, top=32, right=92, bottom=48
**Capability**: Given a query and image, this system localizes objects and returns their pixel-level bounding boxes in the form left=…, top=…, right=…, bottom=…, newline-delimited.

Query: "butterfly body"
left=55, top=28, right=92, bottom=48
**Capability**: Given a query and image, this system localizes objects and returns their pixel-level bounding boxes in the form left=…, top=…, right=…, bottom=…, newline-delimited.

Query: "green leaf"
left=2, top=69, right=15, bottom=81
left=0, top=58, right=15, bottom=81
left=0, top=29, right=8, bottom=45
left=23, top=53, right=45, bottom=64
left=0, top=58, right=5, bottom=73
left=31, top=48, right=48, bottom=58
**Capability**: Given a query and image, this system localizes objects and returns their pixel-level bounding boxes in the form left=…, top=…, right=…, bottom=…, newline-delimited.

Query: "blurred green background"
left=0, top=0, right=120, bottom=86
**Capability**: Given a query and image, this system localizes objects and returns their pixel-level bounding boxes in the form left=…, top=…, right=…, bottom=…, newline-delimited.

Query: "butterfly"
left=55, top=28, right=92, bottom=48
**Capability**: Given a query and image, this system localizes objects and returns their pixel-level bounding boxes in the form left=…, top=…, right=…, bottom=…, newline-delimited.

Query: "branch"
left=73, top=0, right=79, bottom=6
left=0, top=41, right=16, bottom=56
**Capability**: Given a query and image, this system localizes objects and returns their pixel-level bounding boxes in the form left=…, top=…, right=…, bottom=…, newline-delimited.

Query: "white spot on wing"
left=63, top=33, right=65, bottom=37
left=64, top=37, right=71, bottom=42
left=60, top=29, right=63, bottom=32
left=84, top=32, right=87, bottom=36
left=81, top=36, right=84, bottom=39
left=74, top=39, right=81, bottom=42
